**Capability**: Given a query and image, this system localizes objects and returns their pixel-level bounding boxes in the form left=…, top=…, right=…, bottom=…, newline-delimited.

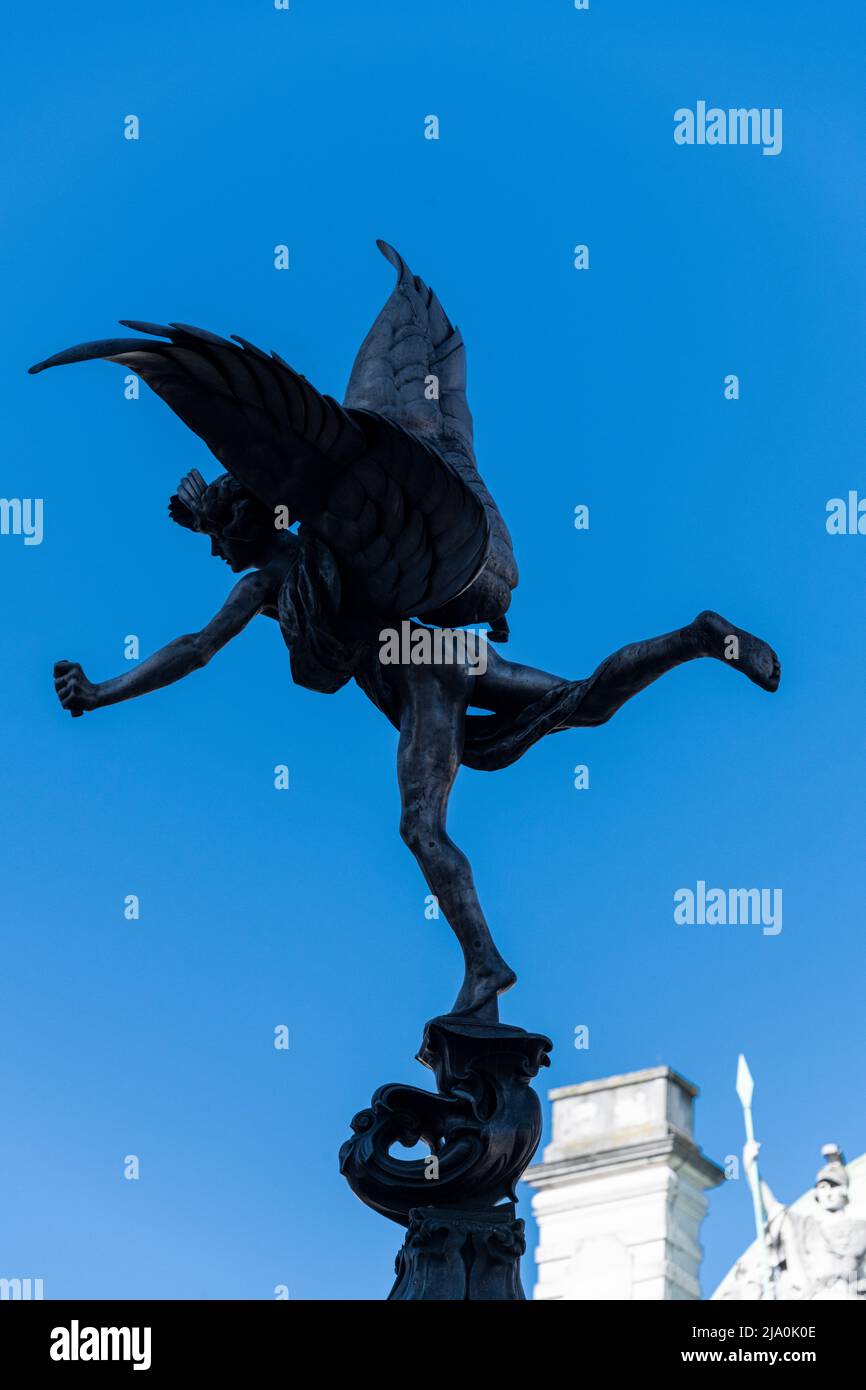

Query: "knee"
left=400, top=812, right=449, bottom=866
left=399, top=812, right=427, bottom=856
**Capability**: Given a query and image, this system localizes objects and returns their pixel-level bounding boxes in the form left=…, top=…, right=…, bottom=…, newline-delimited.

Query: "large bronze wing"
left=346, top=242, right=518, bottom=623
left=28, top=289, right=491, bottom=620
left=345, top=240, right=477, bottom=465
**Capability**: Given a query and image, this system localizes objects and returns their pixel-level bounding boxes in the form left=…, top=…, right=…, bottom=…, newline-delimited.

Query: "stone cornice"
left=547, top=1065, right=700, bottom=1102
left=526, top=1128, right=725, bottom=1191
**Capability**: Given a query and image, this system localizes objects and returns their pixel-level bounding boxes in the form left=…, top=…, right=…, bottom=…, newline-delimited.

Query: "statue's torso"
left=780, top=1210, right=866, bottom=1298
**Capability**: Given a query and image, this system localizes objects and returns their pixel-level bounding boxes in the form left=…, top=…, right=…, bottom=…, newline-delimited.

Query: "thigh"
left=471, top=647, right=568, bottom=716
left=396, top=667, right=467, bottom=816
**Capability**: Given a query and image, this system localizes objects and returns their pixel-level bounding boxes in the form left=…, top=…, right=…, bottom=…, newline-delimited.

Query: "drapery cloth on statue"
left=277, top=534, right=605, bottom=772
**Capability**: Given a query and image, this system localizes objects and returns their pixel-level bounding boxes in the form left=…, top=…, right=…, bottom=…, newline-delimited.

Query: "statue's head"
left=169, top=470, right=276, bottom=572
left=814, top=1145, right=849, bottom=1212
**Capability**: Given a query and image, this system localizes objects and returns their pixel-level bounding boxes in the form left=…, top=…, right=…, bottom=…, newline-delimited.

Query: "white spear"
left=736, top=1053, right=774, bottom=1299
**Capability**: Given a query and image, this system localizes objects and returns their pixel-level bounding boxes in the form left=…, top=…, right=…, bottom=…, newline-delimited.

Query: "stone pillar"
left=524, top=1066, right=724, bottom=1300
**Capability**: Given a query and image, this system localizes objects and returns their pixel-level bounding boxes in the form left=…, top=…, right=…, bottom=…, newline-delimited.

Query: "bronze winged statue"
left=30, top=240, right=780, bottom=1019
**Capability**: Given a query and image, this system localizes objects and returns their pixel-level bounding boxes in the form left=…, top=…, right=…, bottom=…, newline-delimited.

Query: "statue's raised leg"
left=475, top=610, right=779, bottom=728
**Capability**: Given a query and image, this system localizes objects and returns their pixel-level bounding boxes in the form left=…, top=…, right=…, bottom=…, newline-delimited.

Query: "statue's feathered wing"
left=344, top=241, right=517, bottom=627
left=29, top=242, right=517, bottom=622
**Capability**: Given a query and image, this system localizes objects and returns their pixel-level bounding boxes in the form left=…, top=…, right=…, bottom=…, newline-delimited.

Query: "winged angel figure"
left=30, top=242, right=780, bottom=1018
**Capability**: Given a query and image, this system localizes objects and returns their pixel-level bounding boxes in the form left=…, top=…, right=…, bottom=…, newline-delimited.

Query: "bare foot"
left=695, top=611, right=780, bottom=692
left=450, top=958, right=517, bottom=1018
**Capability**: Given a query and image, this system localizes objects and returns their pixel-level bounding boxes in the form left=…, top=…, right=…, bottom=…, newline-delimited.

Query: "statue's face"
left=191, top=482, right=276, bottom=572
left=815, top=1179, right=847, bottom=1212
left=207, top=529, right=265, bottom=573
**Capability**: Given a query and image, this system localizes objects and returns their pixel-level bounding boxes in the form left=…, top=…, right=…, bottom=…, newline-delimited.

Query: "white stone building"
left=525, top=1065, right=866, bottom=1300
left=525, top=1067, right=723, bottom=1299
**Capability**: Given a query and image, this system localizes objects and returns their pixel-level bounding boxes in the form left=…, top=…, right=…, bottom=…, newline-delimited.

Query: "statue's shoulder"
left=255, top=554, right=295, bottom=592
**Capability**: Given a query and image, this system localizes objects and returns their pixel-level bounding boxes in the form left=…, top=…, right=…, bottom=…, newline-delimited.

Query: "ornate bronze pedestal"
left=340, top=1014, right=552, bottom=1300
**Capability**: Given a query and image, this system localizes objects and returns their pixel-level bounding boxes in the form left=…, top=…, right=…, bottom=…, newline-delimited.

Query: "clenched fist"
left=54, top=660, right=100, bottom=717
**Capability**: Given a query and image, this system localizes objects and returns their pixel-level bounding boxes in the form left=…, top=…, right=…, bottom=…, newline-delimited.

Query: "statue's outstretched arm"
left=53, top=571, right=274, bottom=716
left=761, top=1178, right=782, bottom=1218
left=743, top=1140, right=781, bottom=1213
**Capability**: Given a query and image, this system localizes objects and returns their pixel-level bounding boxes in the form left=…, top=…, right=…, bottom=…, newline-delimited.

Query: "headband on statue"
left=168, top=469, right=209, bottom=531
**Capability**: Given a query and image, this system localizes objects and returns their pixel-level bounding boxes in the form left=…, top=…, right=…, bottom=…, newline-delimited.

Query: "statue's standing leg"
left=395, top=665, right=516, bottom=1018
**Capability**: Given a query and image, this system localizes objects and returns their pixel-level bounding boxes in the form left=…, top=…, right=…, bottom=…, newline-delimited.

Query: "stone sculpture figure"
left=30, top=240, right=780, bottom=1020
left=737, top=1143, right=866, bottom=1300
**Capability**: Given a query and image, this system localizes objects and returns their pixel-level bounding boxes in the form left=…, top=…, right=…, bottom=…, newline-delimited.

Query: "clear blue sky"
left=2, top=1, right=863, bottom=1299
